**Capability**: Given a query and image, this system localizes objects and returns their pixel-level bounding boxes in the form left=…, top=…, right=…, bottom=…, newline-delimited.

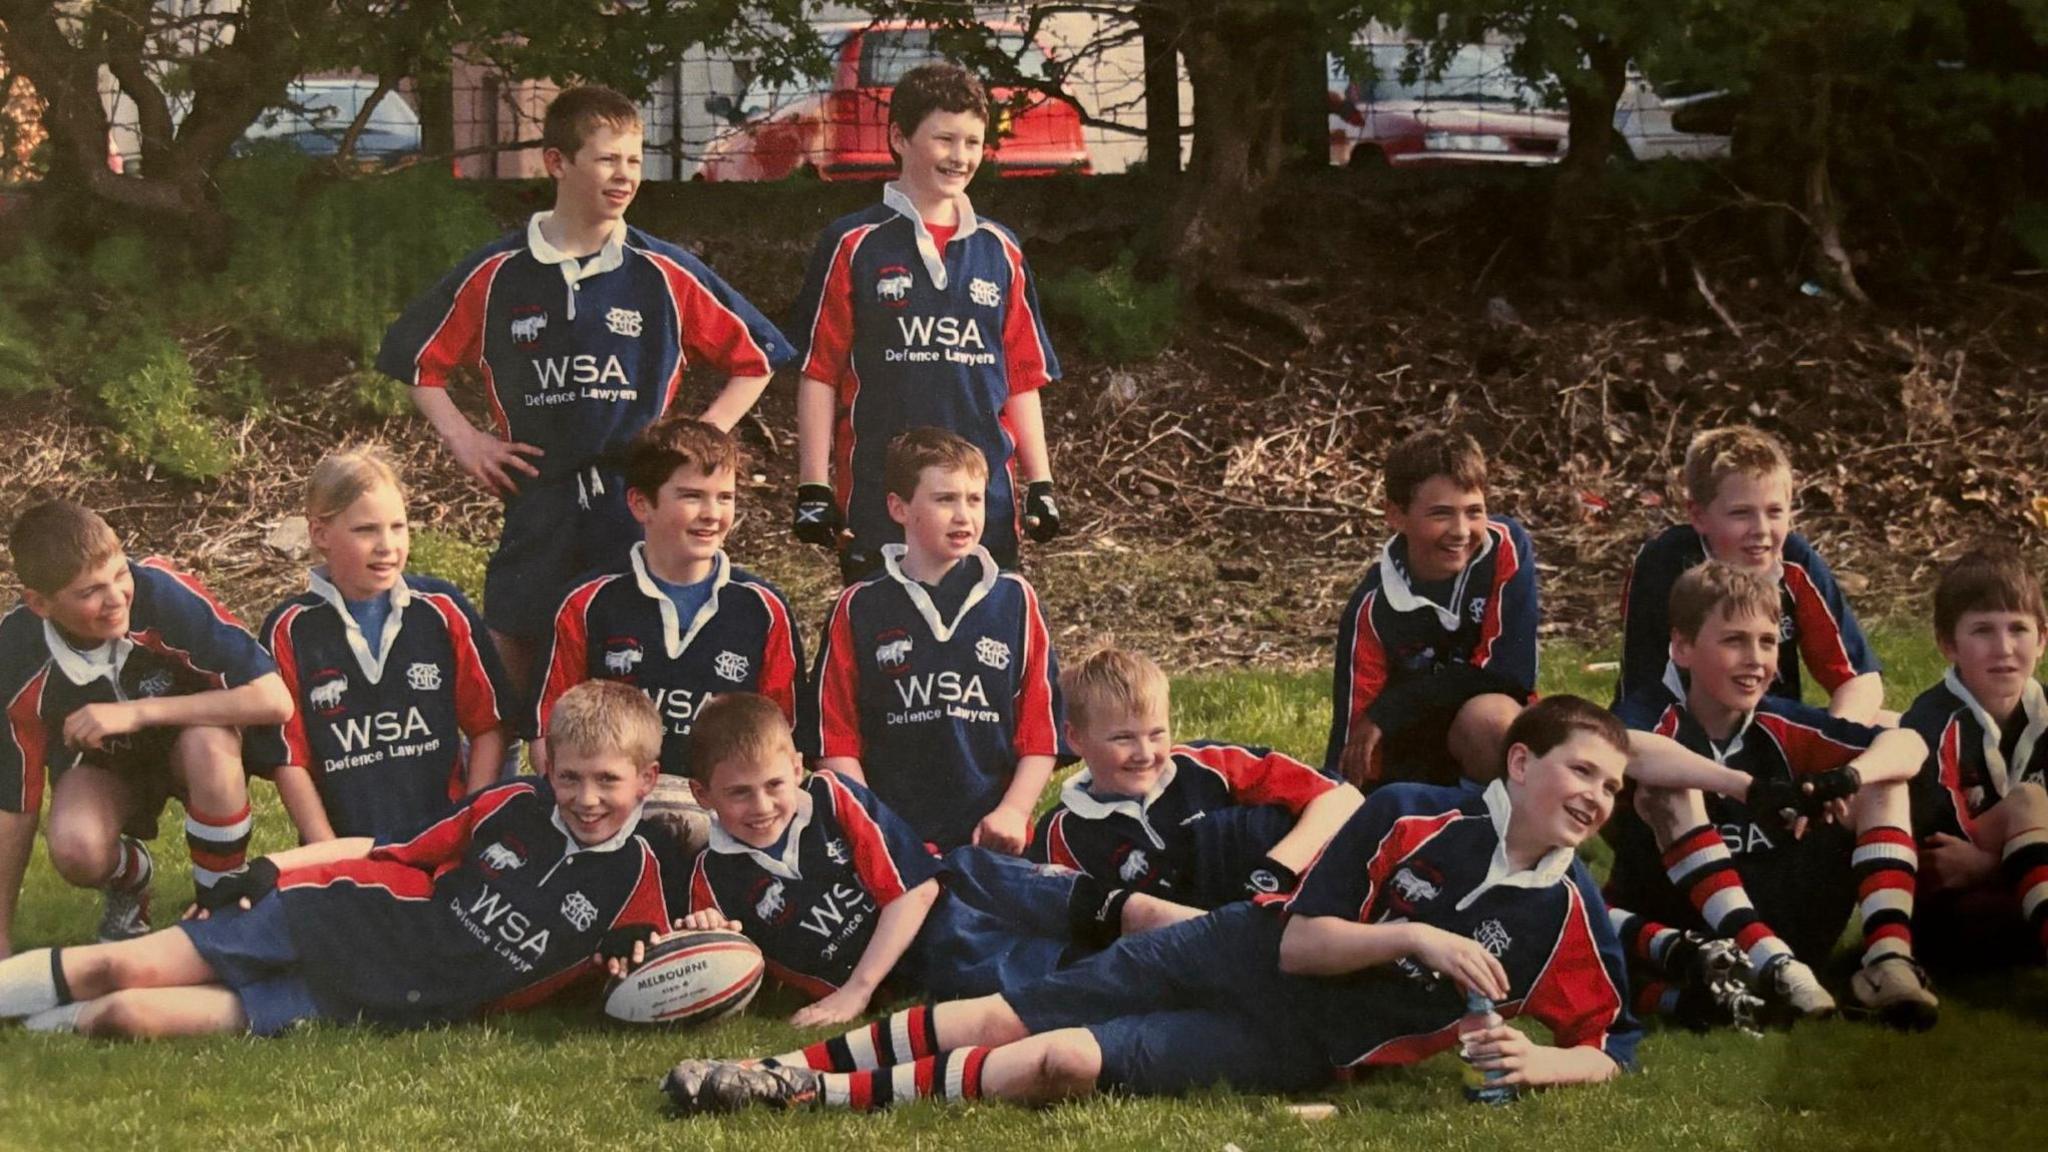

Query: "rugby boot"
left=1752, top=954, right=1837, bottom=1023
left=95, top=839, right=154, bottom=943
left=1847, top=955, right=1939, bottom=1032
left=665, top=1059, right=820, bottom=1115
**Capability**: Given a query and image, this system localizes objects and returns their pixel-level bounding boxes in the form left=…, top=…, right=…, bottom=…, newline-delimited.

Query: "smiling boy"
left=788, top=64, right=1062, bottom=582
left=1617, top=426, right=1884, bottom=721
left=378, top=86, right=793, bottom=712
left=667, top=696, right=1640, bottom=1114
left=1899, top=548, right=2048, bottom=970
left=1324, top=429, right=1539, bottom=788
left=1606, top=561, right=1937, bottom=1029
left=0, top=501, right=291, bottom=955
left=535, top=417, right=802, bottom=853
left=802, top=429, right=1065, bottom=853
left=0, top=681, right=685, bottom=1037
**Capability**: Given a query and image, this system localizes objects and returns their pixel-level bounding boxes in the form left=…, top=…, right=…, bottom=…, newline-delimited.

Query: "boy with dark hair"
left=0, top=680, right=684, bottom=1036
left=1324, top=429, right=1538, bottom=788
left=1607, top=561, right=1937, bottom=1030
left=802, top=429, right=1066, bottom=854
left=0, top=501, right=292, bottom=954
left=378, top=85, right=794, bottom=710
left=535, top=416, right=802, bottom=854
left=1032, top=646, right=1363, bottom=908
left=1617, top=426, right=1884, bottom=721
left=666, top=695, right=1641, bottom=1114
left=675, top=693, right=1191, bottom=1027
left=1899, top=547, right=2048, bottom=970
left=788, top=63, right=1062, bottom=583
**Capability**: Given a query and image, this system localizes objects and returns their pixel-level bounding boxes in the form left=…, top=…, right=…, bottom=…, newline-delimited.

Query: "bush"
left=94, top=333, right=237, bottom=481
left=408, top=529, right=490, bottom=606
left=1039, top=251, right=1180, bottom=363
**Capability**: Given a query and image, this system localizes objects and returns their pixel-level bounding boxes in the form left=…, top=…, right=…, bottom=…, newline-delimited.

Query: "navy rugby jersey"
left=1031, top=742, right=1335, bottom=908
left=273, top=780, right=680, bottom=1027
left=0, top=557, right=273, bottom=812
left=687, top=771, right=941, bottom=999
left=788, top=184, right=1059, bottom=563
left=1280, top=782, right=1640, bottom=1071
left=535, top=546, right=802, bottom=774
left=1616, top=526, right=1879, bottom=706
left=1902, top=670, right=2048, bottom=840
left=1323, top=517, right=1539, bottom=771
left=249, top=572, right=509, bottom=840
left=801, top=546, right=1066, bottom=849
left=376, top=216, right=793, bottom=486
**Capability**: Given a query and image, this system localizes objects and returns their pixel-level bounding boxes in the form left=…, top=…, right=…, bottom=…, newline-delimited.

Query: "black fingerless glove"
left=198, top=858, right=279, bottom=912
left=1022, top=481, right=1062, bottom=543
left=597, top=922, right=660, bottom=965
left=1801, top=765, right=1863, bottom=811
left=1745, top=777, right=1805, bottom=840
left=792, top=484, right=842, bottom=548
left=1244, top=856, right=1300, bottom=899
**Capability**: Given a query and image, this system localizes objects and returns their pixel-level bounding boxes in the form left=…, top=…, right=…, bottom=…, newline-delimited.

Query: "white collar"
left=549, top=802, right=646, bottom=856
left=1375, top=526, right=1498, bottom=632
left=1943, top=666, right=2048, bottom=795
left=1057, top=761, right=1181, bottom=821
left=307, top=568, right=412, bottom=685
left=704, top=785, right=815, bottom=881
left=878, top=545, right=1000, bottom=642
left=1455, top=779, right=1578, bottom=910
left=1661, top=660, right=1754, bottom=762
left=628, top=543, right=730, bottom=660
left=881, top=181, right=980, bottom=290
left=41, top=619, right=130, bottom=688
left=527, top=212, right=625, bottom=320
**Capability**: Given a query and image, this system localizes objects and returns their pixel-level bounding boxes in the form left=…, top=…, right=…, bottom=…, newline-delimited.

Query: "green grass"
left=3, top=623, right=2045, bottom=1151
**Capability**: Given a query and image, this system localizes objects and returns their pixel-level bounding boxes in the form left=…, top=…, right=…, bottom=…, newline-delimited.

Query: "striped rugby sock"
left=185, top=802, right=252, bottom=892
left=1609, top=906, right=1685, bottom=973
left=1853, top=826, right=1917, bottom=966
left=1663, top=825, right=1792, bottom=971
left=817, top=1048, right=989, bottom=1112
left=767, top=1004, right=943, bottom=1073
left=2000, top=829, right=2048, bottom=954
left=107, top=835, right=151, bottom=892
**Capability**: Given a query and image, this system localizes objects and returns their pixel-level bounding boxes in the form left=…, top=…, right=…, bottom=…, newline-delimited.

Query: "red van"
left=697, top=22, right=1092, bottom=182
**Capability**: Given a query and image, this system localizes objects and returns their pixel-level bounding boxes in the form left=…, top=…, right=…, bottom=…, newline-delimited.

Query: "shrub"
left=95, top=333, right=237, bottom=481
left=408, top=529, right=490, bottom=606
left=1039, top=251, right=1179, bottom=363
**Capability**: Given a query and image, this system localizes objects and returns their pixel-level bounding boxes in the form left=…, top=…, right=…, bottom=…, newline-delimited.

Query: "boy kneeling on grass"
left=0, top=681, right=687, bottom=1037
left=676, top=693, right=1194, bottom=1029
left=665, top=695, right=1641, bottom=1114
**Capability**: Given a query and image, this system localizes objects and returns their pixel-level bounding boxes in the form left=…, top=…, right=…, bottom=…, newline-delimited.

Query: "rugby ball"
left=602, top=929, right=764, bottom=1027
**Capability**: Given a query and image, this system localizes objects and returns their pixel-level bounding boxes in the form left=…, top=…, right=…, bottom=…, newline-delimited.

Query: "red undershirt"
left=925, top=221, right=957, bottom=250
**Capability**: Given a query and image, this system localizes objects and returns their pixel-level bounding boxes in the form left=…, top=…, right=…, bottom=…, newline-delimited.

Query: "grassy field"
left=2, top=624, right=2045, bottom=1151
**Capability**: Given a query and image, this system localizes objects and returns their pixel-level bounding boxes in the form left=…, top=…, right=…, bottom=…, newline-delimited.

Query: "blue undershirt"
left=649, top=570, right=715, bottom=626
left=345, top=595, right=394, bottom=659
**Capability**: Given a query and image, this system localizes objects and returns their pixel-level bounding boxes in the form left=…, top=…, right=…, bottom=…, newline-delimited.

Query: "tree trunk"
left=1168, top=7, right=1301, bottom=282
left=1138, top=7, right=1182, bottom=176
left=1802, top=75, right=1869, bottom=304
left=1545, top=36, right=1630, bottom=275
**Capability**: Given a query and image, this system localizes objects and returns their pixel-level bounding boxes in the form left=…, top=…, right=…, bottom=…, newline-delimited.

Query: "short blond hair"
left=1682, top=426, right=1791, bottom=508
left=1669, top=560, right=1780, bottom=643
left=685, top=693, right=796, bottom=785
left=307, top=446, right=404, bottom=525
left=1060, top=647, right=1170, bottom=731
left=547, top=680, right=662, bottom=767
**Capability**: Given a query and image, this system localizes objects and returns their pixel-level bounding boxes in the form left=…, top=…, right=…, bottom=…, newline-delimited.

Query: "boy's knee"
left=1450, top=694, right=1521, bottom=779
left=1036, top=1031, right=1104, bottom=1097
left=45, top=824, right=117, bottom=887
left=945, top=994, right=1031, bottom=1047
left=2001, top=782, right=2048, bottom=826
left=171, top=726, right=243, bottom=780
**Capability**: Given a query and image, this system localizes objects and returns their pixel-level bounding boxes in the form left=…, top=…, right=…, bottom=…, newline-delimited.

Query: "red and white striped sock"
left=184, top=802, right=252, bottom=892
left=1664, top=825, right=1792, bottom=971
left=767, top=1003, right=943, bottom=1073
left=817, top=1048, right=989, bottom=1112
left=1853, top=826, right=1917, bottom=966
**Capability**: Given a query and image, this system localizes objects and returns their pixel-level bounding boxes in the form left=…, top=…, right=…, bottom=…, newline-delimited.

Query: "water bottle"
left=1459, top=990, right=1517, bottom=1106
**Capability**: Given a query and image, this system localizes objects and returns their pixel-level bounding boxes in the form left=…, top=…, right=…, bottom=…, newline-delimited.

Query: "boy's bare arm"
left=698, top=372, right=776, bottom=433
left=795, top=376, right=838, bottom=487
left=271, top=764, right=337, bottom=844
left=975, top=753, right=1053, bottom=856
left=1264, top=784, right=1366, bottom=875
left=789, top=877, right=941, bottom=1028
left=1463, top=1026, right=1622, bottom=1088
left=1003, top=389, right=1052, bottom=482
left=413, top=387, right=542, bottom=497
left=266, top=836, right=376, bottom=871
left=465, top=728, right=509, bottom=793
left=1279, top=915, right=1509, bottom=999
left=61, top=674, right=293, bottom=751
left=1826, top=672, right=1886, bottom=725
left=1623, top=730, right=1753, bottom=799
left=1847, top=727, right=1927, bottom=786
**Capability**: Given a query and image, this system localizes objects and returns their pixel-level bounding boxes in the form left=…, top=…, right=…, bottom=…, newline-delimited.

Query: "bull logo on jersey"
left=136, top=669, right=174, bottom=699
left=968, top=277, right=1000, bottom=309
left=712, top=650, right=750, bottom=683
left=876, top=266, right=915, bottom=306
left=604, top=641, right=645, bottom=678
left=309, top=670, right=349, bottom=714
left=560, top=890, right=599, bottom=933
left=1473, top=919, right=1512, bottom=958
left=874, top=630, right=914, bottom=676
left=479, top=838, right=527, bottom=875
left=752, top=878, right=792, bottom=925
left=406, top=662, right=442, bottom=691
left=509, top=306, right=548, bottom=348
left=605, top=307, right=642, bottom=338
left=974, top=637, right=1011, bottom=671
left=1117, top=847, right=1152, bottom=885
left=1385, top=860, right=1444, bottom=915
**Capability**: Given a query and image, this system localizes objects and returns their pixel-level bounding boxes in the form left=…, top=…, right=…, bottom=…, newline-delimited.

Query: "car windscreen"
left=858, top=28, right=1051, bottom=88
left=1360, top=45, right=1538, bottom=106
left=244, top=84, right=418, bottom=140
